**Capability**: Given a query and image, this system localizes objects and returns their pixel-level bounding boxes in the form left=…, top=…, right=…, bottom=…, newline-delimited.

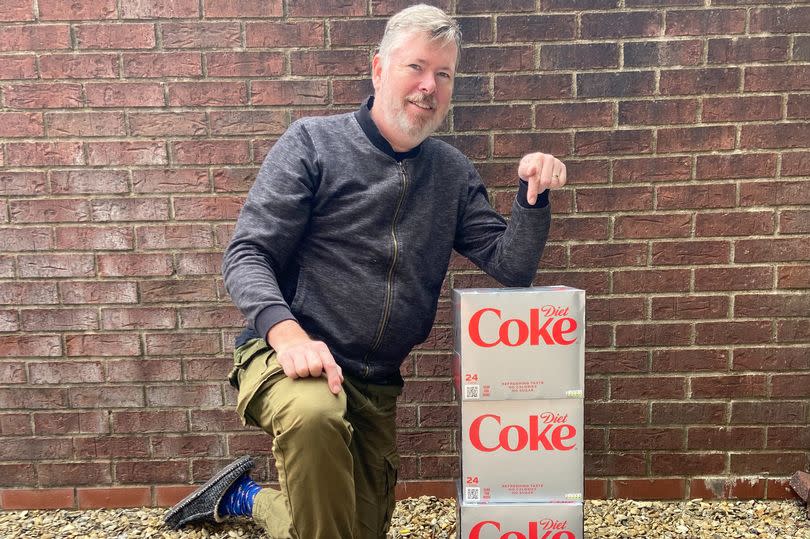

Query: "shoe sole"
left=164, top=455, right=254, bottom=530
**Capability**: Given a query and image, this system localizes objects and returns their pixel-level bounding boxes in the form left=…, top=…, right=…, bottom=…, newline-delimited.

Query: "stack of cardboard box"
left=453, top=286, right=586, bottom=539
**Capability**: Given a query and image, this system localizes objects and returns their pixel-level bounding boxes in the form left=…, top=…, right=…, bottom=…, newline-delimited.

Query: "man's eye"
left=438, top=72, right=451, bottom=79
left=409, top=64, right=421, bottom=70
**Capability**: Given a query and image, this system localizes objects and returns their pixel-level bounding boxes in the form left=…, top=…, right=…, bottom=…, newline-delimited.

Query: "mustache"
left=406, top=93, right=437, bottom=109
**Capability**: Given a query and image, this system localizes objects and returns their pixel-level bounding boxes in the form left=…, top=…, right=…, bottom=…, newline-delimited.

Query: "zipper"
left=362, top=161, right=409, bottom=377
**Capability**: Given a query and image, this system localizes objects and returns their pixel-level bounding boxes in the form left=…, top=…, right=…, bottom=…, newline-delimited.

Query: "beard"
left=381, top=88, right=447, bottom=146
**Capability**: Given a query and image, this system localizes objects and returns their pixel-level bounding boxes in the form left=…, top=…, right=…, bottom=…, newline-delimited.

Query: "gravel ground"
left=0, top=497, right=808, bottom=538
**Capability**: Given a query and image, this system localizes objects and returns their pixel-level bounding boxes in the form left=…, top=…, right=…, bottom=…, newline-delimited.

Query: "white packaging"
left=457, top=497, right=584, bottom=539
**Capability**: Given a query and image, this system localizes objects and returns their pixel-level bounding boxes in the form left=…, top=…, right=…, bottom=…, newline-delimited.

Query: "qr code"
left=465, top=487, right=481, bottom=502
left=464, top=385, right=480, bottom=399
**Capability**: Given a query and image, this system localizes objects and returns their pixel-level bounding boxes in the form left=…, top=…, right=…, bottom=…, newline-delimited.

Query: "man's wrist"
left=516, top=179, right=549, bottom=208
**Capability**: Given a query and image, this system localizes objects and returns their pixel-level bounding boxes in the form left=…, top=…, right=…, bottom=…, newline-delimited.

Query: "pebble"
left=0, top=498, right=808, bottom=538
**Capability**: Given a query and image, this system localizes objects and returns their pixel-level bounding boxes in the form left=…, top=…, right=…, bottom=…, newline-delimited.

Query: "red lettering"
left=469, top=415, right=577, bottom=452
left=469, top=521, right=574, bottom=539
left=468, top=308, right=578, bottom=348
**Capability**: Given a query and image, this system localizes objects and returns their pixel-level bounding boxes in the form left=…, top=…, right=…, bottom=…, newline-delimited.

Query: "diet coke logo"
left=469, top=412, right=576, bottom=453
left=469, top=520, right=575, bottom=539
left=468, top=306, right=578, bottom=348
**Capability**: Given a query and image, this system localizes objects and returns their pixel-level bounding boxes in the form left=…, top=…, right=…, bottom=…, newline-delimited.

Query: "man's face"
left=371, top=32, right=457, bottom=150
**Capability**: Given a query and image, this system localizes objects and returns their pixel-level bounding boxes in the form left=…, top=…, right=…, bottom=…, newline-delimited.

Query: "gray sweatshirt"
left=222, top=98, right=551, bottom=385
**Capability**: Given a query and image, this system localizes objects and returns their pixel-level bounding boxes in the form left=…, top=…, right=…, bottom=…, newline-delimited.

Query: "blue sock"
left=218, top=474, right=261, bottom=517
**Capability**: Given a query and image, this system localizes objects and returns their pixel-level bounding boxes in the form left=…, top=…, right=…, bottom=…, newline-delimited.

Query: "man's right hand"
left=267, top=320, right=344, bottom=395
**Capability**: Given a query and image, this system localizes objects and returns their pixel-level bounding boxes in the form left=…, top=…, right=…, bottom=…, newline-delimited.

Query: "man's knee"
left=252, top=376, right=350, bottom=443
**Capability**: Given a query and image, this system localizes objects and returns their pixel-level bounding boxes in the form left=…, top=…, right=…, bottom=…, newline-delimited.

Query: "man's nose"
left=418, top=74, right=436, bottom=94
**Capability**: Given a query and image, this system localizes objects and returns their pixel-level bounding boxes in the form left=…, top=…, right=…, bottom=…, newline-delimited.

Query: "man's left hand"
left=518, top=152, right=567, bottom=205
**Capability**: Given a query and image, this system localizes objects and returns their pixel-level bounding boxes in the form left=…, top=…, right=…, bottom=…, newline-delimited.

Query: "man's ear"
left=371, top=54, right=383, bottom=92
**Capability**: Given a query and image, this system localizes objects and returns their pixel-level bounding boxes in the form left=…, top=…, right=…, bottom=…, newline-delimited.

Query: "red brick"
left=696, top=321, right=772, bottom=345
left=651, top=240, right=731, bottom=265
left=771, top=374, right=810, bottom=399
left=688, top=427, right=764, bottom=450
left=460, top=46, right=534, bottom=73
left=768, top=478, right=801, bottom=501
left=136, top=224, right=212, bottom=250
left=660, top=68, right=740, bottom=95
left=155, top=485, right=197, bottom=506
left=161, top=21, right=241, bottom=48
left=611, top=376, right=686, bottom=400
left=614, top=156, right=691, bottom=183
left=101, top=307, right=175, bottom=329
left=581, top=11, right=661, bottom=38
left=587, top=298, right=646, bottom=322
left=245, top=21, right=323, bottom=47
left=0, top=364, right=27, bottom=385
left=493, top=133, right=569, bottom=158
left=185, top=357, right=230, bottom=381
left=616, top=323, right=691, bottom=347
left=657, top=184, right=736, bottom=210
left=1, top=488, right=75, bottom=510
left=736, top=238, right=809, bottom=263
left=85, top=82, right=164, bottom=107
left=537, top=102, right=612, bottom=129
left=145, top=332, right=221, bottom=355
left=708, top=36, right=789, bottom=64
left=87, top=141, right=167, bottom=166
left=531, top=270, right=610, bottom=295
left=690, top=478, right=766, bottom=500
left=623, top=39, right=702, bottom=67
left=18, top=254, right=94, bottom=278
left=732, top=401, right=803, bottom=425
left=1, top=172, right=47, bottom=196
left=0, top=311, right=18, bottom=332
left=618, top=99, right=697, bottom=126
left=743, top=123, right=810, bottom=150
left=113, top=410, right=187, bottom=434
left=176, top=253, right=223, bottom=276
left=585, top=403, right=646, bottom=427
left=39, top=0, right=115, bottom=19
left=78, top=487, right=151, bottom=509
left=130, top=169, right=208, bottom=193
left=152, top=434, right=225, bottom=458
left=576, top=186, right=653, bottom=212
left=695, top=266, right=773, bottom=292
left=173, top=196, right=243, bottom=221
left=97, top=254, right=173, bottom=277
left=0, top=282, right=57, bottom=305
left=7, top=142, right=84, bottom=166
left=0, top=112, right=43, bottom=137
left=0, top=437, right=72, bottom=459
left=71, top=385, right=146, bottom=408
left=614, top=213, right=690, bottom=239
left=609, top=428, right=684, bottom=450
left=40, top=53, right=118, bottom=79
left=251, top=80, right=328, bottom=106
left=0, top=24, right=71, bottom=51
left=140, top=279, right=218, bottom=303
left=0, top=227, right=52, bottom=251
left=696, top=154, right=777, bottom=181
left=206, top=51, right=284, bottom=78
left=733, top=347, right=808, bottom=371
left=190, top=410, right=244, bottom=433
left=107, top=359, right=181, bottom=382
left=129, top=112, right=207, bottom=137
left=0, top=388, right=67, bottom=412
left=205, top=0, right=281, bottom=16
left=123, top=52, right=201, bottom=78
left=121, top=0, right=198, bottom=18
left=46, top=111, right=125, bottom=137
left=731, top=453, right=807, bottom=475
left=38, top=462, right=111, bottom=487
left=168, top=82, right=246, bottom=106
left=493, top=74, right=572, bottom=101
left=33, top=411, right=108, bottom=435
left=91, top=198, right=170, bottom=222
left=741, top=181, right=810, bottom=206
left=0, top=0, right=34, bottom=21
left=577, top=72, right=655, bottom=98
left=652, top=453, right=726, bottom=476
left=290, top=50, right=368, bottom=77
left=768, top=428, right=810, bottom=450
left=287, top=0, right=361, bottom=16
left=4, top=83, right=83, bottom=108
left=777, top=320, right=810, bottom=344
left=0, top=464, right=36, bottom=486
left=146, top=385, right=223, bottom=407
left=540, top=43, right=618, bottom=69
left=76, top=23, right=156, bottom=49
left=9, top=199, right=89, bottom=224
left=458, top=0, right=530, bottom=14
left=750, top=6, right=810, bottom=33
left=568, top=243, right=645, bottom=268
left=73, top=436, right=149, bottom=458
left=29, top=361, right=104, bottom=384
left=548, top=216, right=609, bottom=242
left=735, top=293, right=807, bottom=318
left=658, top=125, right=735, bottom=153
left=116, top=461, right=189, bottom=484
left=667, top=9, right=745, bottom=35
left=651, top=403, right=726, bottom=425
left=65, top=333, right=140, bottom=357
left=614, top=269, right=690, bottom=293
left=745, top=66, right=810, bottom=92
left=781, top=209, right=810, bottom=234
left=0, top=54, right=37, bottom=79
left=788, top=95, right=810, bottom=120
left=652, top=296, right=728, bottom=320
left=585, top=351, right=646, bottom=374
left=179, top=306, right=242, bottom=329
left=210, top=111, right=287, bottom=136
left=575, top=130, right=652, bottom=156
left=693, top=374, right=768, bottom=398
left=55, top=226, right=133, bottom=251
left=778, top=265, right=810, bottom=289
left=171, top=140, right=250, bottom=165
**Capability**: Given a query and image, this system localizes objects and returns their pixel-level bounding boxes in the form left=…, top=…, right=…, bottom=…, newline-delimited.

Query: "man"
left=165, top=4, right=567, bottom=538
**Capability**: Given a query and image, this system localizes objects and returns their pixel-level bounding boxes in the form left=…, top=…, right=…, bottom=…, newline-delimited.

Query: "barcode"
left=465, top=487, right=481, bottom=502
left=464, top=384, right=480, bottom=399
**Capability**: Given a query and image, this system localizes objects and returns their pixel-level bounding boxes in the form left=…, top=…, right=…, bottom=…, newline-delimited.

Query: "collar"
left=354, top=96, right=422, bottom=162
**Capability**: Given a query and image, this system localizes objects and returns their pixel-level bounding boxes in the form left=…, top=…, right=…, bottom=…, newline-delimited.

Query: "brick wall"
left=1, top=0, right=808, bottom=510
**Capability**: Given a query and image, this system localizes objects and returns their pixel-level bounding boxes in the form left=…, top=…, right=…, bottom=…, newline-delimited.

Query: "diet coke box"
left=457, top=496, right=584, bottom=539
left=453, top=287, right=585, bottom=401
left=460, top=398, right=583, bottom=504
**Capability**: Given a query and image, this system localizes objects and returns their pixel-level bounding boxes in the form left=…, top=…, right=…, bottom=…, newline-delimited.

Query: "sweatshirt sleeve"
left=222, top=121, right=320, bottom=341
left=453, top=167, right=551, bottom=287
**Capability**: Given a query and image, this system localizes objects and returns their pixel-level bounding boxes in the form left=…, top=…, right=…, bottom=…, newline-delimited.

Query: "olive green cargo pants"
left=229, top=338, right=402, bottom=539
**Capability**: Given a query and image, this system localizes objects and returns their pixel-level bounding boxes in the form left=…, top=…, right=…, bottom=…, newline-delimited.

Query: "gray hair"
left=377, top=4, right=462, bottom=64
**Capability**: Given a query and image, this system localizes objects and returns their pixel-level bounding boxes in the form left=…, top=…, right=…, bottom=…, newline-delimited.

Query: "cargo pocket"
left=231, top=339, right=284, bottom=428
left=380, top=452, right=400, bottom=537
